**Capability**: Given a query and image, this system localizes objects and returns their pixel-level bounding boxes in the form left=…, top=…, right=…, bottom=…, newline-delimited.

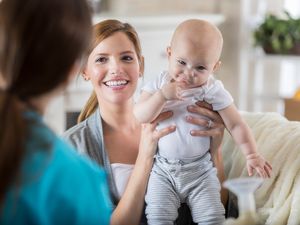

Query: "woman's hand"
left=186, top=100, right=224, bottom=159
left=186, top=101, right=225, bottom=150
left=138, top=111, right=176, bottom=159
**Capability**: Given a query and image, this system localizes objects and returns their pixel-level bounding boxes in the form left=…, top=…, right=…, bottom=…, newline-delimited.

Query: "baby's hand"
left=246, top=153, right=272, bottom=178
left=160, top=82, right=182, bottom=100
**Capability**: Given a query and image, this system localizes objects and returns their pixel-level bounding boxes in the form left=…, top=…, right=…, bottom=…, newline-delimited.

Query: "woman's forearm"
left=110, top=154, right=153, bottom=225
left=111, top=113, right=175, bottom=225
left=210, top=145, right=228, bottom=207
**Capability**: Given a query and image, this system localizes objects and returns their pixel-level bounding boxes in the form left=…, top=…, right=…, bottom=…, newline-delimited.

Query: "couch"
left=222, top=112, right=300, bottom=225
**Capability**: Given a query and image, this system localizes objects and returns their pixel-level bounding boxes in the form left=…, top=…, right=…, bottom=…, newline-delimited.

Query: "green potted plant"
left=253, top=11, right=300, bottom=55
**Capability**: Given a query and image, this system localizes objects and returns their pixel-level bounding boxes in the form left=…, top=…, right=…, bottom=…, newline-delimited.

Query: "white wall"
left=47, top=0, right=300, bottom=132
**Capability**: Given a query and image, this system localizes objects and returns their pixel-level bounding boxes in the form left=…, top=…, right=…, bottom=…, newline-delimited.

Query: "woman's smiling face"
left=83, top=31, right=142, bottom=104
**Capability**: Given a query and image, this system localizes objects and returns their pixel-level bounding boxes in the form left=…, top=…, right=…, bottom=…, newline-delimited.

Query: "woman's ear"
left=213, top=61, right=222, bottom=73
left=81, top=68, right=90, bottom=81
left=82, top=74, right=89, bottom=81
left=139, top=56, right=145, bottom=77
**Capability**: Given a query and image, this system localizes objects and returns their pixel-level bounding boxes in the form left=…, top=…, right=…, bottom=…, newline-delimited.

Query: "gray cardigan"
left=62, top=109, right=119, bottom=206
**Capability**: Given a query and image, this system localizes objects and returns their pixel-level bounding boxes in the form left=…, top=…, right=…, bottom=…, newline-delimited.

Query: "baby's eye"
left=122, top=55, right=133, bottom=62
left=196, top=66, right=206, bottom=71
left=95, top=56, right=107, bottom=63
left=177, top=60, right=186, bottom=65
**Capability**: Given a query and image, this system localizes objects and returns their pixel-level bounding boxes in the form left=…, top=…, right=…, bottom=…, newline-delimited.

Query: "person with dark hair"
left=0, top=0, right=115, bottom=224
left=63, top=19, right=227, bottom=225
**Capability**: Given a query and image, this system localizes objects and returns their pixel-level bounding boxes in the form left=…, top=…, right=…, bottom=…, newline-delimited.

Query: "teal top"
left=0, top=111, right=112, bottom=225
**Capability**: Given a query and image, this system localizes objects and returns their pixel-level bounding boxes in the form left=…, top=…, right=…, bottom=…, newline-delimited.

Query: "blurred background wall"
left=46, top=0, right=300, bottom=133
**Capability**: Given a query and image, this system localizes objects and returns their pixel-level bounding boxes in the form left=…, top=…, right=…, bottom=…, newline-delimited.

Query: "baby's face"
left=167, top=38, right=220, bottom=89
left=167, top=20, right=223, bottom=89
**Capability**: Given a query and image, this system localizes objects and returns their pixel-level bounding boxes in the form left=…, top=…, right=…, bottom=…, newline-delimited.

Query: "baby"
left=134, top=19, right=272, bottom=224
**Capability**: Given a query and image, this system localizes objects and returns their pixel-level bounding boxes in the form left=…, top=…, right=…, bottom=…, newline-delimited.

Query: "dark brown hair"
left=77, top=19, right=144, bottom=122
left=0, top=0, right=92, bottom=203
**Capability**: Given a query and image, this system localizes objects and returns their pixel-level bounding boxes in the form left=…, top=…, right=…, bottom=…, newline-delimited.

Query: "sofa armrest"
left=222, top=111, right=300, bottom=225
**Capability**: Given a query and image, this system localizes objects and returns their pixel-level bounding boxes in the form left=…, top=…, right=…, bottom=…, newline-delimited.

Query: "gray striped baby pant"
left=145, top=152, right=225, bottom=225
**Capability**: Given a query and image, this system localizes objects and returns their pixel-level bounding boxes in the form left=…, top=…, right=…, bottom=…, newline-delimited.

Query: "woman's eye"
left=95, top=57, right=107, bottom=63
left=122, top=55, right=133, bottom=61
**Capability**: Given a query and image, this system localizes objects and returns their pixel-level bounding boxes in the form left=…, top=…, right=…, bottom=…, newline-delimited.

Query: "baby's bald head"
left=170, top=19, right=223, bottom=63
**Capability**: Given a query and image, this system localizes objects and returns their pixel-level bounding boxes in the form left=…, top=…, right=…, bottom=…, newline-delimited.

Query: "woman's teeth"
left=105, top=80, right=128, bottom=87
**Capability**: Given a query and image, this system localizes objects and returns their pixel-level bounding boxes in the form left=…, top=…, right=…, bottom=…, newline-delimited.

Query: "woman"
left=0, top=0, right=114, bottom=224
left=63, top=19, right=227, bottom=225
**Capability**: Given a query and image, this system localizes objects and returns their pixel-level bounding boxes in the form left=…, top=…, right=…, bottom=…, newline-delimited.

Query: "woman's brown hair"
left=77, top=19, right=144, bottom=122
left=0, top=0, right=92, bottom=203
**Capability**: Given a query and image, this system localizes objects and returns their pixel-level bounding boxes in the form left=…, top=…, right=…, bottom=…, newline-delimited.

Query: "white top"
left=111, top=163, right=134, bottom=199
left=142, top=71, right=233, bottom=160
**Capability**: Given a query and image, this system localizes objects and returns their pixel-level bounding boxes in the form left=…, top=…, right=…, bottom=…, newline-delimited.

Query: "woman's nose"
left=109, top=59, right=121, bottom=75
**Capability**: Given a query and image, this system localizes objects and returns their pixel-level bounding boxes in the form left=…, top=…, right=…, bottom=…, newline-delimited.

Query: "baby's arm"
left=219, top=104, right=272, bottom=178
left=134, top=90, right=167, bottom=123
left=219, top=104, right=256, bottom=156
left=134, top=82, right=180, bottom=123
